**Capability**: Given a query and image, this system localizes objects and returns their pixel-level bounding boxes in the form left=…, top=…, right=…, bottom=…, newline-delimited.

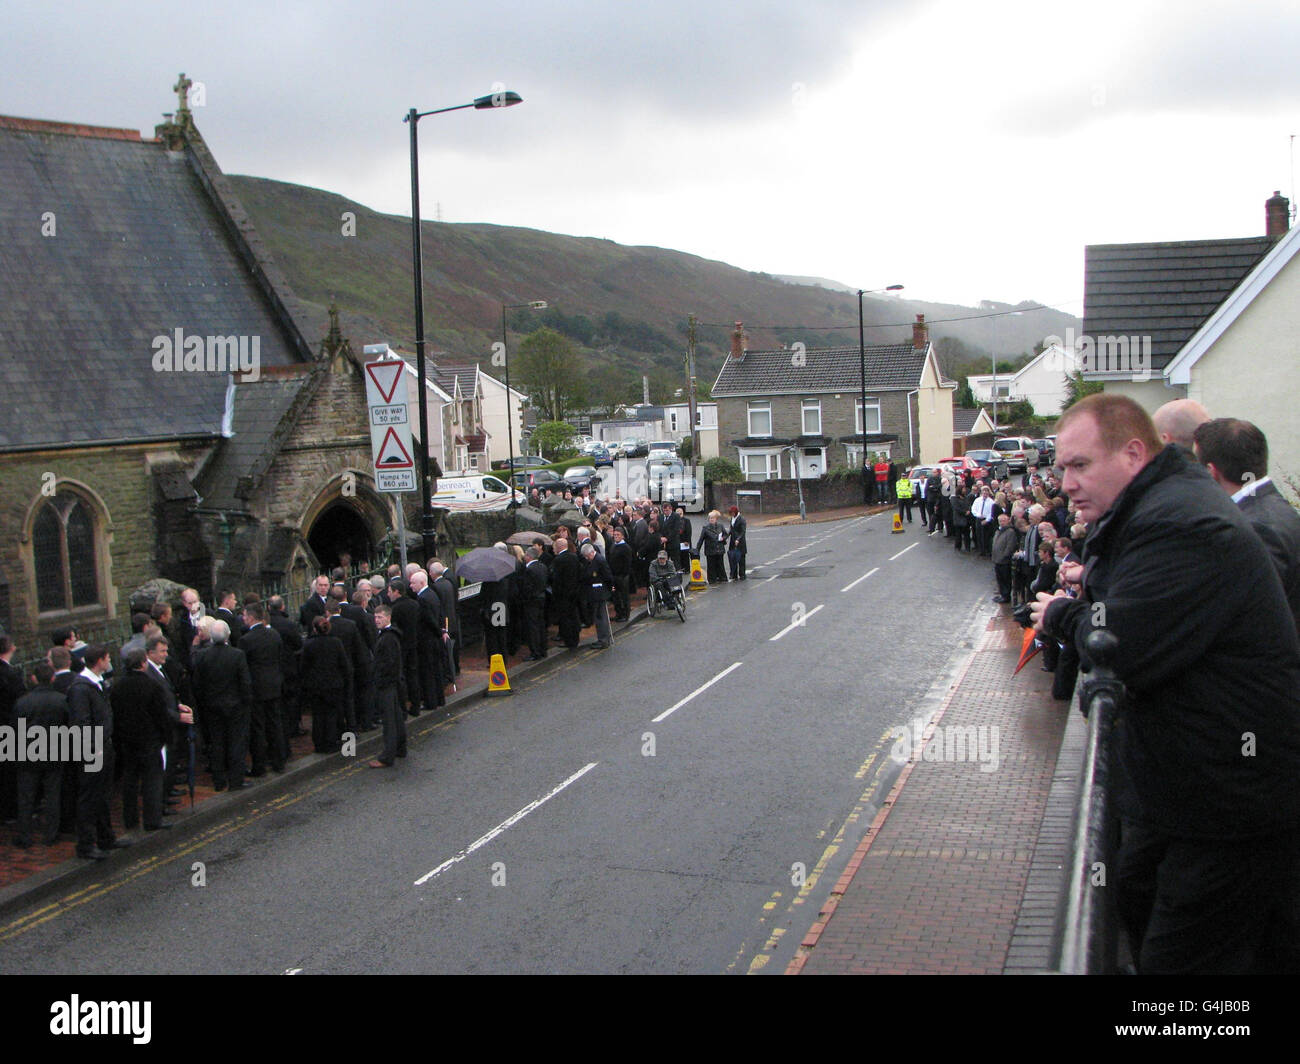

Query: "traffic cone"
left=689, top=557, right=708, bottom=589
left=485, top=653, right=512, bottom=697
left=891, top=512, right=905, bottom=533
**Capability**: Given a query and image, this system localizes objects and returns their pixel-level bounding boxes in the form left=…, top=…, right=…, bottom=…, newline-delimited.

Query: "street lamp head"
left=528, top=300, right=548, bottom=310
left=474, top=90, right=523, bottom=109
left=885, top=284, right=904, bottom=291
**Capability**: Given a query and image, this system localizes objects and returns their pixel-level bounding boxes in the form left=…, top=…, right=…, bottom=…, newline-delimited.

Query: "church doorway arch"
left=301, top=473, right=391, bottom=572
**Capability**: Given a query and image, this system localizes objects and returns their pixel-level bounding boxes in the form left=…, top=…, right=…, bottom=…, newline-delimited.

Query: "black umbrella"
left=455, top=547, right=518, bottom=583
left=506, top=530, right=553, bottom=548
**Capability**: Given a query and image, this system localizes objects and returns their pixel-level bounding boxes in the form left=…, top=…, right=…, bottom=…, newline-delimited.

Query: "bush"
left=703, top=457, right=744, bottom=484
left=677, top=435, right=694, bottom=462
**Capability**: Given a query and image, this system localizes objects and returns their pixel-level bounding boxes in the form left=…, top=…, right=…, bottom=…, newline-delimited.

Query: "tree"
left=514, top=327, right=583, bottom=422
left=956, top=380, right=977, bottom=408
left=677, top=435, right=694, bottom=462
left=532, top=421, right=577, bottom=461
left=1063, top=370, right=1104, bottom=410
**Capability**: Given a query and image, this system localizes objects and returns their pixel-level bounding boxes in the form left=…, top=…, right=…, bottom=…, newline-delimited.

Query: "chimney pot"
left=912, top=313, right=929, bottom=351
left=731, top=321, right=746, bottom=361
left=1266, top=190, right=1290, bottom=239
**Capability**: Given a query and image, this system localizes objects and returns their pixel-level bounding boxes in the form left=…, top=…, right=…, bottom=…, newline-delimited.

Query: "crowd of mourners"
left=0, top=482, right=754, bottom=862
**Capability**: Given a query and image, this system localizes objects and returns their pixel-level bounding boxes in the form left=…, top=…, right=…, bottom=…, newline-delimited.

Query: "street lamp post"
left=406, top=89, right=522, bottom=563
left=501, top=299, right=548, bottom=503
left=858, top=284, right=904, bottom=503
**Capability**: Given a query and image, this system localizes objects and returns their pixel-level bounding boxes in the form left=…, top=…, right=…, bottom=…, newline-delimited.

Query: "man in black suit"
left=172, top=587, right=204, bottom=674
left=411, top=571, right=446, bottom=713
left=522, top=545, right=550, bottom=659
left=298, top=575, right=332, bottom=633
left=267, top=594, right=303, bottom=743
left=607, top=528, right=633, bottom=622
left=213, top=590, right=243, bottom=648
left=239, top=602, right=286, bottom=774
left=386, top=580, right=422, bottom=717
left=324, top=598, right=367, bottom=734
left=549, top=538, right=583, bottom=650
left=367, top=603, right=407, bottom=769
left=1195, top=417, right=1300, bottom=631
left=0, top=635, right=26, bottom=824
left=342, top=588, right=377, bottom=729
left=66, top=645, right=123, bottom=859
left=191, top=621, right=253, bottom=791
left=12, top=662, right=68, bottom=850
left=429, top=562, right=461, bottom=677
left=113, top=648, right=181, bottom=832
left=727, top=505, right=748, bottom=580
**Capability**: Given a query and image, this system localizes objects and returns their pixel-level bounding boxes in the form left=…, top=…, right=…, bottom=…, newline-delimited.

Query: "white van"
left=432, top=473, right=523, bottom=511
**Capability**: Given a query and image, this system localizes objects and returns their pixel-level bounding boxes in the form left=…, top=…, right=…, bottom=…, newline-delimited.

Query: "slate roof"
left=0, top=117, right=306, bottom=450
left=1082, top=237, right=1272, bottom=374
left=711, top=343, right=928, bottom=397
left=193, top=365, right=321, bottom=512
left=435, top=365, right=479, bottom=399
left=952, top=407, right=986, bottom=434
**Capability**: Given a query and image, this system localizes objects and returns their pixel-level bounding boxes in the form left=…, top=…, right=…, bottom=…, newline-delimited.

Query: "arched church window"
left=32, top=492, right=101, bottom=612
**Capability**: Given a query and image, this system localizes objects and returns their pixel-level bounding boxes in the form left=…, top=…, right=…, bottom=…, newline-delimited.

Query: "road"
left=0, top=513, right=998, bottom=974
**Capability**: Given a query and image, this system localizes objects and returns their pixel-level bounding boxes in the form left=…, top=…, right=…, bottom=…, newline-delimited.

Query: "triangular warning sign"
left=375, top=426, right=414, bottom=468
left=366, top=360, right=405, bottom=404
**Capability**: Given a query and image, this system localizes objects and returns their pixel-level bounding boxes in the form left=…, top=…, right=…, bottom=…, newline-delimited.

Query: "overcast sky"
left=4, top=0, right=1298, bottom=314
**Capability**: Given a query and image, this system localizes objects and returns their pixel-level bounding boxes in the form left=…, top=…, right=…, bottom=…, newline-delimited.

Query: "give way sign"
left=364, top=360, right=417, bottom=493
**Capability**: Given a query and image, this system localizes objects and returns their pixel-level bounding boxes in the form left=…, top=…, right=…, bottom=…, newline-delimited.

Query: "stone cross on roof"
left=173, top=73, right=193, bottom=120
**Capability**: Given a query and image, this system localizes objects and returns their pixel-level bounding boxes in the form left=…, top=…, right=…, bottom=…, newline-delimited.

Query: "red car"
left=938, top=455, right=991, bottom=481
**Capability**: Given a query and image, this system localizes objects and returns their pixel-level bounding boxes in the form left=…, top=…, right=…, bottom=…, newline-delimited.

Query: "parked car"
left=1030, top=438, right=1055, bottom=466
left=562, top=465, right=604, bottom=494
left=964, top=449, right=1010, bottom=480
left=647, top=462, right=704, bottom=511
left=647, top=440, right=678, bottom=462
left=939, top=455, right=991, bottom=481
left=591, top=446, right=614, bottom=468
left=617, top=438, right=648, bottom=459
left=512, top=468, right=566, bottom=493
left=494, top=454, right=550, bottom=472
left=992, top=436, right=1041, bottom=473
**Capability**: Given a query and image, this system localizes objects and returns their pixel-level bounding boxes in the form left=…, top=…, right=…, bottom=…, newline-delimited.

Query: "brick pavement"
left=790, top=612, right=1069, bottom=974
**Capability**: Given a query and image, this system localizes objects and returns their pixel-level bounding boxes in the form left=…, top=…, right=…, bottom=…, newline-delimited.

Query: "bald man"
left=1152, top=398, right=1211, bottom=453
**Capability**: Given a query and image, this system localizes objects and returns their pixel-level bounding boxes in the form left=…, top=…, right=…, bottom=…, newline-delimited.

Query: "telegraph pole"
left=686, top=314, right=699, bottom=482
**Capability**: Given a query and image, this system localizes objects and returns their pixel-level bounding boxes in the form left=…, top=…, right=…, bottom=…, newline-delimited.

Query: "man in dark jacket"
left=239, top=602, right=286, bottom=774
left=727, top=505, right=748, bottom=580
left=12, top=662, right=68, bottom=849
left=429, top=563, right=461, bottom=677
left=191, top=621, right=254, bottom=790
left=113, top=648, right=180, bottom=831
left=580, top=543, right=616, bottom=649
left=411, top=571, right=446, bottom=713
left=522, top=545, right=550, bottom=658
left=549, top=539, right=583, bottom=650
left=1195, top=417, right=1300, bottom=632
left=66, top=645, right=121, bottom=859
left=386, top=580, right=422, bottom=715
left=267, top=595, right=303, bottom=741
left=368, top=603, right=407, bottom=768
left=606, top=528, right=634, bottom=622
left=1032, top=394, right=1300, bottom=974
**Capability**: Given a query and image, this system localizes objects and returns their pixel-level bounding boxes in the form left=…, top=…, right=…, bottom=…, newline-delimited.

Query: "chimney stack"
left=730, top=321, right=746, bottom=361
left=1266, top=190, right=1290, bottom=240
left=912, top=313, right=929, bottom=351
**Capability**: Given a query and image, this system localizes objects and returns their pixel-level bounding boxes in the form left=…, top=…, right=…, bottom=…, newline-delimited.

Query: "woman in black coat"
left=300, top=616, right=352, bottom=754
left=696, top=510, right=728, bottom=584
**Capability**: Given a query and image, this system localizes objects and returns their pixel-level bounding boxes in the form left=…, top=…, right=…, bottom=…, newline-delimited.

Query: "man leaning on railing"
left=1029, top=393, right=1300, bottom=975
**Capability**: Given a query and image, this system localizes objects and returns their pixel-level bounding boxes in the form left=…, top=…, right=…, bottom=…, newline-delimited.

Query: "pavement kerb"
left=784, top=616, right=990, bottom=975
left=0, top=601, right=655, bottom=924
left=752, top=503, right=894, bottom=527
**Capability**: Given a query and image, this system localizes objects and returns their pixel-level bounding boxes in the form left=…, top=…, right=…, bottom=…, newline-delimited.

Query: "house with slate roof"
left=0, top=81, right=402, bottom=646
left=711, top=316, right=956, bottom=477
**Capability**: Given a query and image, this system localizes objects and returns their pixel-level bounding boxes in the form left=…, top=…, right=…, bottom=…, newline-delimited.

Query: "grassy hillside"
left=230, top=175, right=1080, bottom=404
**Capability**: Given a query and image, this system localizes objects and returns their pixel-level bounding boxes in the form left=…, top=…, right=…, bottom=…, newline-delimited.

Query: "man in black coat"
left=549, top=539, right=583, bottom=650
left=112, top=648, right=180, bottom=832
left=191, top=621, right=254, bottom=791
left=522, top=545, right=550, bottom=659
left=324, top=600, right=366, bottom=734
left=580, top=543, right=616, bottom=649
left=606, top=528, right=634, bottom=623
left=343, top=588, right=377, bottom=728
left=0, top=635, right=26, bottom=824
left=386, top=580, right=422, bottom=716
left=66, top=645, right=122, bottom=859
left=411, top=572, right=446, bottom=713
left=239, top=602, right=286, bottom=774
left=12, top=662, right=67, bottom=849
left=213, top=589, right=243, bottom=648
left=430, top=562, right=461, bottom=677
left=298, top=575, right=332, bottom=633
left=267, top=594, right=303, bottom=740
left=368, top=603, right=407, bottom=768
left=727, top=505, right=748, bottom=580
left=1195, top=417, right=1300, bottom=632
left=1032, top=394, right=1300, bottom=974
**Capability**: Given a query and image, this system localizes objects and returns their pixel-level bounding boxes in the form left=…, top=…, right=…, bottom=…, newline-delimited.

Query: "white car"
left=992, top=437, right=1041, bottom=473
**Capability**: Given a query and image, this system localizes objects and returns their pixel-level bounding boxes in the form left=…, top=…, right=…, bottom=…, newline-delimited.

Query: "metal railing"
left=1057, top=629, right=1124, bottom=974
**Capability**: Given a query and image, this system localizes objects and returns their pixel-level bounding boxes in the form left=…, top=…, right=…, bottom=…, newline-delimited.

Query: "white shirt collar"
left=1232, top=475, right=1272, bottom=503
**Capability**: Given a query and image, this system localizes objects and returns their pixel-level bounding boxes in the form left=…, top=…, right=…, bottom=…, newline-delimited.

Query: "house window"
left=747, top=401, right=772, bottom=437
left=855, top=399, right=882, bottom=435
left=32, top=491, right=102, bottom=613
left=801, top=399, right=821, bottom=435
left=668, top=410, right=678, bottom=432
left=739, top=450, right=781, bottom=481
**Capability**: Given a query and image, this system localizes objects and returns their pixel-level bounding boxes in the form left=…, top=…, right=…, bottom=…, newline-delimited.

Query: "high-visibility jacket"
left=895, top=477, right=913, bottom=499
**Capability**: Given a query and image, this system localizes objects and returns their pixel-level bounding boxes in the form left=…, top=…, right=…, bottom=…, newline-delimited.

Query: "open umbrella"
left=506, top=530, right=553, bottom=548
left=1013, top=626, right=1042, bottom=675
left=455, top=547, right=519, bottom=583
